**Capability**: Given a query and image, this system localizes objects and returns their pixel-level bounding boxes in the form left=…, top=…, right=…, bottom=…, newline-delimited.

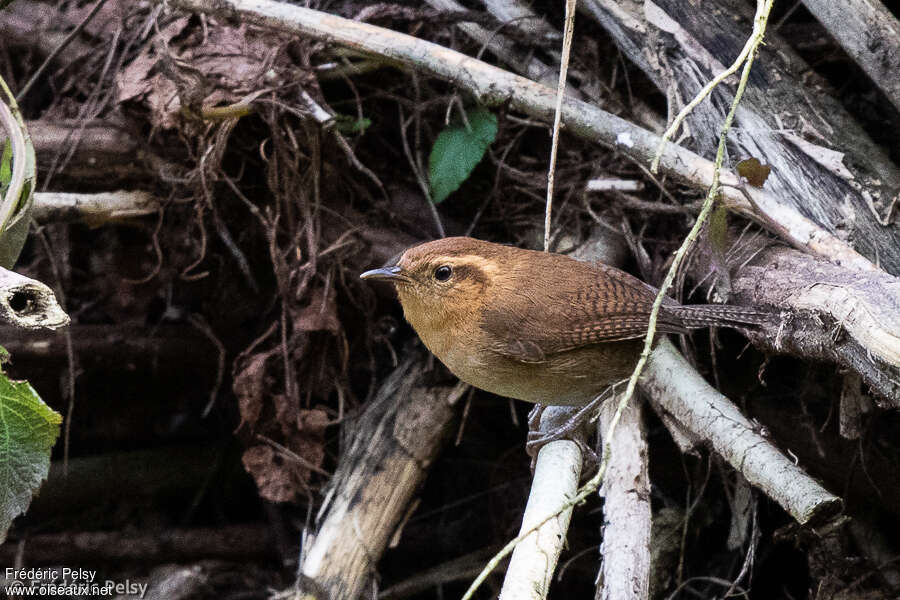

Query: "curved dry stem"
left=0, top=91, right=26, bottom=234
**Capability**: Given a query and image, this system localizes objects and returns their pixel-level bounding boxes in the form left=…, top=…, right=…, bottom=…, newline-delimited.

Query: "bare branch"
left=641, top=338, right=842, bottom=526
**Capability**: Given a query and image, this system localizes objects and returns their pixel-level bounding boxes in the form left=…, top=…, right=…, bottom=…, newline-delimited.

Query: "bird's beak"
left=360, top=265, right=407, bottom=282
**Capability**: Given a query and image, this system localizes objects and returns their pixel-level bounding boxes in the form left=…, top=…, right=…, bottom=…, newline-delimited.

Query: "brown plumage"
left=361, top=237, right=769, bottom=405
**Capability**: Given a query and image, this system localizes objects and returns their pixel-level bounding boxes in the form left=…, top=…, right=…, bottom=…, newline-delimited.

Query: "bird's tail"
left=669, top=304, right=774, bottom=329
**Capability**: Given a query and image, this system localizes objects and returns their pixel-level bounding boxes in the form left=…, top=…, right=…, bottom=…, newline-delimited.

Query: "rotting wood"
left=579, top=0, right=900, bottom=274
left=801, top=0, right=900, bottom=116
left=0, top=268, right=69, bottom=330
left=690, top=242, right=900, bottom=405
left=300, top=348, right=466, bottom=600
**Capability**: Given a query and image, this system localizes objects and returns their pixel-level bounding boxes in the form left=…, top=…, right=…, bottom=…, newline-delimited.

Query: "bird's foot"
left=525, top=393, right=612, bottom=470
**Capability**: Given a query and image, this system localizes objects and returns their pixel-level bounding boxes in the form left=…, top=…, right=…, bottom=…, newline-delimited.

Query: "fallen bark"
left=159, top=0, right=877, bottom=273
left=580, top=0, right=900, bottom=275
left=689, top=242, right=900, bottom=405
left=299, top=349, right=466, bottom=600
left=801, top=0, right=900, bottom=115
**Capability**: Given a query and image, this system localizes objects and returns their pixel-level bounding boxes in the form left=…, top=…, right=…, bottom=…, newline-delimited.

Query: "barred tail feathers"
left=669, top=304, right=772, bottom=329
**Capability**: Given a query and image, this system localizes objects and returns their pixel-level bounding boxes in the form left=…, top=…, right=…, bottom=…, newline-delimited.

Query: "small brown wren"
left=361, top=237, right=767, bottom=406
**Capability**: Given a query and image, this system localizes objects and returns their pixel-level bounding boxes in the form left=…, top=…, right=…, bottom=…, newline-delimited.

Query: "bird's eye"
left=434, top=265, right=453, bottom=282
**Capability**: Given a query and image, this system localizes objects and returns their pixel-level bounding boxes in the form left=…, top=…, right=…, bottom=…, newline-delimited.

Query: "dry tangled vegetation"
left=1, top=0, right=900, bottom=598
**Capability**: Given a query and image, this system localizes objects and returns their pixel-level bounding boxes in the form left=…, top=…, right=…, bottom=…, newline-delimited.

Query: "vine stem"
left=649, top=0, right=771, bottom=173
left=460, top=1, right=775, bottom=598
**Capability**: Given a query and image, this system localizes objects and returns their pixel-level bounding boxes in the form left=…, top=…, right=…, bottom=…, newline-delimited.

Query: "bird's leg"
left=526, top=389, right=616, bottom=468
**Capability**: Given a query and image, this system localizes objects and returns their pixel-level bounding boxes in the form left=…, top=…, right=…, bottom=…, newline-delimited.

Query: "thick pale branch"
left=596, top=397, right=650, bottom=600
left=499, top=413, right=582, bottom=600
left=499, top=408, right=584, bottom=600
left=33, top=190, right=160, bottom=223
left=641, top=338, right=842, bottom=525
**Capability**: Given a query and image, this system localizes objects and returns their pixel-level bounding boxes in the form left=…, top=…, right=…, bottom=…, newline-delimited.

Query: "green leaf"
left=429, top=107, right=497, bottom=204
left=0, top=372, right=61, bottom=543
left=0, top=139, right=10, bottom=199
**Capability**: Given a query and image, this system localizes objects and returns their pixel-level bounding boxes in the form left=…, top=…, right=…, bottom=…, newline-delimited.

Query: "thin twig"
left=543, top=0, right=576, bottom=252
left=398, top=105, right=445, bottom=238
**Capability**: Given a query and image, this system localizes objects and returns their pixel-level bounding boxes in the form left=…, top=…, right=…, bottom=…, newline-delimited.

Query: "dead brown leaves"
left=234, top=349, right=331, bottom=503
left=116, top=16, right=284, bottom=128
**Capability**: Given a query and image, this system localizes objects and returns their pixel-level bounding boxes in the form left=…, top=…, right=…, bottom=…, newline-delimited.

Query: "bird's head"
left=360, top=237, right=505, bottom=332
